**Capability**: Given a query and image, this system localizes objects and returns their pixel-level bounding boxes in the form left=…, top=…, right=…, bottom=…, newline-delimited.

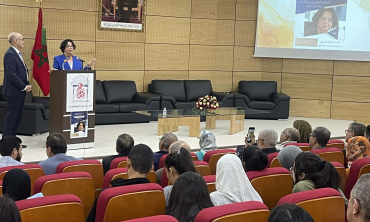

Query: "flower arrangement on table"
left=193, top=95, right=219, bottom=115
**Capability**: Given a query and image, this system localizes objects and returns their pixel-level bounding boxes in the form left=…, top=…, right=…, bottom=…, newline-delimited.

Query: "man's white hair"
left=8, top=32, right=20, bottom=44
left=259, top=128, right=278, bottom=147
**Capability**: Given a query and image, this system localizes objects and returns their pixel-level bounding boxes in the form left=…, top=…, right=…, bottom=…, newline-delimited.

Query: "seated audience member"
left=86, top=144, right=153, bottom=222
left=102, top=133, right=134, bottom=174
left=268, top=204, right=314, bottom=222
left=277, top=145, right=302, bottom=170
left=242, top=145, right=268, bottom=172
left=154, top=133, right=178, bottom=171
left=293, top=120, right=312, bottom=143
left=210, top=154, right=262, bottom=206
left=257, top=128, right=279, bottom=155
left=0, top=136, right=24, bottom=167
left=0, top=196, right=21, bottom=222
left=346, top=136, right=370, bottom=166
left=347, top=174, right=370, bottom=222
left=166, top=171, right=213, bottom=222
left=291, top=152, right=347, bottom=205
left=2, top=169, right=43, bottom=201
left=164, top=148, right=196, bottom=206
left=309, top=127, right=331, bottom=150
left=38, top=133, right=80, bottom=175
left=196, top=130, right=217, bottom=161
left=346, top=122, right=366, bottom=142
left=366, top=125, right=370, bottom=142
left=276, top=128, right=300, bottom=150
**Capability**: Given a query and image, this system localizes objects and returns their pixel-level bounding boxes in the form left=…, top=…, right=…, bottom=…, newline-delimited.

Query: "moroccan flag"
left=31, top=8, right=50, bottom=96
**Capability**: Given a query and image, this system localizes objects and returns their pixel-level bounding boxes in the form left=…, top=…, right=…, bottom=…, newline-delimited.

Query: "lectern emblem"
left=76, top=83, right=86, bottom=99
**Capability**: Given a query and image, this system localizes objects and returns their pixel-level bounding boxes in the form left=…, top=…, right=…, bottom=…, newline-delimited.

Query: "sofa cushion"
left=43, top=108, right=50, bottom=120
left=248, top=101, right=276, bottom=110
left=174, top=102, right=196, bottom=109
left=151, top=80, right=186, bottom=102
left=239, top=81, right=277, bottom=101
left=118, top=103, right=148, bottom=113
left=95, top=80, right=107, bottom=104
left=95, top=104, right=120, bottom=113
left=184, top=80, right=212, bottom=102
left=103, top=81, right=137, bottom=103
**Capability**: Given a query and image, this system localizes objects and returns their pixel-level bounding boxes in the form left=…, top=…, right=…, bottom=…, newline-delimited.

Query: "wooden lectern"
left=50, top=70, right=96, bottom=149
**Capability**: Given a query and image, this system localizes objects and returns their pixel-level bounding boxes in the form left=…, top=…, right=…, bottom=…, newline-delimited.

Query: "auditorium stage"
left=4, top=117, right=352, bottom=163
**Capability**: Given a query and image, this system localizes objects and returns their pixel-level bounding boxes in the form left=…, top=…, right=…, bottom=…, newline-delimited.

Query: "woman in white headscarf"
left=210, top=154, right=263, bottom=206
left=196, top=130, right=217, bottom=161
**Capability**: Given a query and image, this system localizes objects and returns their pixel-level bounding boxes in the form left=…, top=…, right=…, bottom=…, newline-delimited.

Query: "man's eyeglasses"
left=256, top=138, right=264, bottom=143
left=345, top=130, right=353, bottom=133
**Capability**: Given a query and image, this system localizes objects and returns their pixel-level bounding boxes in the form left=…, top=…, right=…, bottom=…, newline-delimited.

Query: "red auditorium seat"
left=247, top=167, right=293, bottom=210
left=203, top=149, right=235, bottom=175
left=278, top=188, right=345, bottom=222
left=194, top=201, right=270, bottom=222
left=345, top=158, right=370, bottom=198
left=327, top=139, right=345, bottom=150
left=267, top=152, right=282, bottom=168
left=33, top=171, right=95, bottom=218
left=56, top=160, right=104, bottom=197
left=310, top=148, right=344, bottom=165
left=331, top=162, right=347, bottom=192
left=121, top=215, right=178, bottom=222
left=95, top=183, right=165, bottom=222
left=203, top=175, right=216, bottom=193
left=0, top=164, right=44, bottom=195
left=284, top=143, right=311, bottom=151
left=110, top=156, right=128, bottom=169
left=16, top=194, right=85, bottom=222
left=103, top=168, right=156, bottom=188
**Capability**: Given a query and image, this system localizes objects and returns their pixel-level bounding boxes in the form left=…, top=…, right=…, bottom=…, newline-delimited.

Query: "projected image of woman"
left=308, top=8, right=339, bottom=36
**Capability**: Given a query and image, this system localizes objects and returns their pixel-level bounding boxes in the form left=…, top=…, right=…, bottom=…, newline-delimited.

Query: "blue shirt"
left=0, top=156, right=24, bottom=168
left=38, top=153, right=80, bottom=175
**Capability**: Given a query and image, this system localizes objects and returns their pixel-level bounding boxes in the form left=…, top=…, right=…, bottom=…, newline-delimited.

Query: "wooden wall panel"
left=236, top=0, right=258, bottom=20
left=334, top=61, right=370, bottom=76
left=190, top=19, right=235, bottom=45
left=0, top=71, right=3, bottom=85
left=189, top=45, right=233, bottom=71
left=96, top=28, right=145, bottom=43
left=233, top=72, right=281, bottom=92
left=96, top=71, right=144, bottom=92
left=189, top=71, right=232, bottom=92
left=290, top=99, right=331, bottom=119
left=332, top=76, right=370, bottom=102
left=145, top=44, right=189, bottom=70
left=146, top=0, right=191, bottom=17
left=0, top=0, right=97, bottom=11
left=233, top=46, right=282, bottom=72
left=191, top=0, right=236, bottom=19
left=0, top=5, right=38, bottom=38
left=146, top=16, right=190, bottom=44
left=282, top=73, right=332, bottom=100
left=282, top=59, right=333, bottom=75
left=0, top=39, right=36, bottom=71
left=235, top=21, right=256, bottom=46
left=144, top=71, right=189, bottom=91
left=95, top=42, right=144, bottom=70
left=331, top=101, right=370, bottom=125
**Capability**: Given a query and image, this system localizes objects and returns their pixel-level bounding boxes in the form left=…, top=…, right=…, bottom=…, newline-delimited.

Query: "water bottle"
left=163, top=107, right=167, bottom=118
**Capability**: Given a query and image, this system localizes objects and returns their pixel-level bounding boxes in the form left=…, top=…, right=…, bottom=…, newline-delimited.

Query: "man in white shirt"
left=276, top=128, right=300, bottom=150
left=0, top=136, right=24, bottom=167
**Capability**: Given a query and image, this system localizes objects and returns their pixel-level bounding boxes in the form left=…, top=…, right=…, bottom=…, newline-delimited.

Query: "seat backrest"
left=270, top=158, right=282, bottom=168
left=56, top=160, right=104, bottom=197
left=327, top=140, right=345, bottom=150
left=310, top=148, right=344, bottom=165
left=158, top=154, right=169, bottom=170
left=203, top=175, right=216, bottom=193
left=331, top=162, right=347, bottom=192
left=151, top=80, right=186, bottom=102
left=238, top=81, right=277, bottom=101
left=0, top=164, right=44, bottom=195
left=247, top=167, right=293, bottom=210
left=191, top=152, right=199, bottom=161
left=267, top=152, right=279, bottom=168
left=110, top=156, right=129, bottom=169
left=194, top=161, right=211, bottom=176
left=203, top=149, right=235, bottom=175
left=104, top=168, right=156, bottom=188
left=184, top=80, right=213, bottom=102
left=194, top=201, right=270, bottom=222
left=284, top=143, right=311, bottom=152
left=345, top=158, right=370, bottom=198
left=33, top=172, right=95, bottom=218
left=121, top=215, right=179, bottom=222
left=277, top=188, right=345, bottom=222
left=102, top=81, right=137, bottom=103
left=96, top=183, right=166, bottom=222
left=95, top=80, right=107, bottom=104
left=16, top=194, right=85, bottom=222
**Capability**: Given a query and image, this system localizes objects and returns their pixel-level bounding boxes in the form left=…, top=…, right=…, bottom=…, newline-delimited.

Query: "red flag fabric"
left=31, top=8, right=50, bottom=96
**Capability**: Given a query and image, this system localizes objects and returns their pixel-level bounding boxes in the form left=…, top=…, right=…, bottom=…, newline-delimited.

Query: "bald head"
left=8, top=32, right=20, bottom=44
left=280, top=128, right=300, bottom=143
left=8, top=32, right=24, bottom=50
left=169, top=141, right=191, bottom=153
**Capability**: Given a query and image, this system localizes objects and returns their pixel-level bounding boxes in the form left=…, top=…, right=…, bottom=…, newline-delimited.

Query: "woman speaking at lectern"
left=53, top=39, right=96, bottom=70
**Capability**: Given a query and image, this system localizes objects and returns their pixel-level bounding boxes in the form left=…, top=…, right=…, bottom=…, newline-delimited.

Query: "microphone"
left=62, top=56, right=70, bottom=70
left=76, top=57, right=85, bottom=63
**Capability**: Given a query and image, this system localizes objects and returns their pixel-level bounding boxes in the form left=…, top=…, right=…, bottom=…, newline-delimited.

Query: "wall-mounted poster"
left=70, top=111, right=88, bottom=138
left=66, top=73, right=94, bottom=112
left=99, top=0, right=145, bottom=31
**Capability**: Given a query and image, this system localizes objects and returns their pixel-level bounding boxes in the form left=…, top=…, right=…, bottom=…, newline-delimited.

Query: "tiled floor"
left=2, top=116, right=352, bottom=163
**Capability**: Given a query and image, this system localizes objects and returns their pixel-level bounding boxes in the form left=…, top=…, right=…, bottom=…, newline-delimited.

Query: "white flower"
left=199, top=102, right=202, bottom=105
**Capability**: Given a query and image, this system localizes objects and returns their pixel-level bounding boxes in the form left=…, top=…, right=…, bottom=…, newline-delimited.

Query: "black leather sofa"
left=0, top=86, right=50, bottom=135
left=148, top=80, right=234, bottom=109
left=233, top=81, right=290, bottom=119
left=95, top=80, right=160, bottom=125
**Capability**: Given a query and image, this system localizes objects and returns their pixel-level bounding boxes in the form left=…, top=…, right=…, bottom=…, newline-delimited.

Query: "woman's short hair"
left=268, top=204, right=314, bottom=222
left=312, top=8, right=339, bottom=29
left=60, top=39, right=76, bottom=53
left=77, top=121, right=85, bottom=128
left=0, top=195, right=21, bottom=222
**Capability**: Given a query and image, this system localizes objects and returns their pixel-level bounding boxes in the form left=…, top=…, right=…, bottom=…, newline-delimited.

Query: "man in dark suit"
left=2, top=32, right=32, bottom=138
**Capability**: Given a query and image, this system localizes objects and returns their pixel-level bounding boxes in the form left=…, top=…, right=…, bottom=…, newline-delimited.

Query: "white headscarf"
left=199, top=130, right=217, bottom=155
left=210, top=154, right=263, bottom=206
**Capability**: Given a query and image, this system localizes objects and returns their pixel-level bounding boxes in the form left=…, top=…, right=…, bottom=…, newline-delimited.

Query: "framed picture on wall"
left=99, top=0, right=145, bottom=32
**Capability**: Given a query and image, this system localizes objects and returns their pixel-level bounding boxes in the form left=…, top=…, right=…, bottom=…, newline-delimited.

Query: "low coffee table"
left=134, top=108, right=245, bottom=137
